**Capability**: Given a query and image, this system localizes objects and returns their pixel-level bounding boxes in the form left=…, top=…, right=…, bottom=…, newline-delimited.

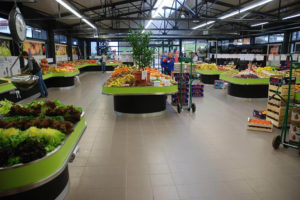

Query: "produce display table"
left=102, top=85, right=178, bottom=114
left=220, top=74, right=269, bottom=98
left=196, top=70, right=225, bottom=84
left=0, top=71, right=80, bottom=102
left=0, top=117, right=87, bottom=200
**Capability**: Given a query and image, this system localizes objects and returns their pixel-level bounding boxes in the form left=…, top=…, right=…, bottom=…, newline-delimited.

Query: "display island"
left=219, top=67, right=282, bottom=98
left=0, top=100, right=86, bottom=200
left=195, top=63, right=236, bottom=84
left=102, top=66, right=178, bottom=115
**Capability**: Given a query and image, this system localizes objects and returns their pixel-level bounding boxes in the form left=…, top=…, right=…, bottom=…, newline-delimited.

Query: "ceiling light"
left=218, top=10, right=240, bottom=20
left=218, top=0, right=273, bottom=20
left=192, top=21, right=215, bottom=30
left=83, top=18, right=97, bottom=29
left=240, top=0, right=273, bottom=13
left=282, top=13, right=300, bottom=20
left=56, top=0, right=82, bottom=18
left=251, top=22, right=269, bottom=27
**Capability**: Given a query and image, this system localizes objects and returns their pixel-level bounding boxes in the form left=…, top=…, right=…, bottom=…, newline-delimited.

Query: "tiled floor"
left=28, top=72, right=300, bottom=200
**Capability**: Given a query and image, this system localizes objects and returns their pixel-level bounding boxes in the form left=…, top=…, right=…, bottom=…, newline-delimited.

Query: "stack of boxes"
left=171, top=72, right=189, bottom=105
left=174, top=63, right=196, bottom=76
left=192, top=83, right=204, bottom=97
left=266, top=77, right=296, bottom=128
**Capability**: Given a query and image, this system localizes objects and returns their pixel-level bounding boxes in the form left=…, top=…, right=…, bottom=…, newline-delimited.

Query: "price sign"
left=141, top=71, right=147, bottom=80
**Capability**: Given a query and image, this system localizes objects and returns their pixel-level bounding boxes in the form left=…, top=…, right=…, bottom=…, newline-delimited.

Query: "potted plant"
left=125, top=25, right=154, bottom=84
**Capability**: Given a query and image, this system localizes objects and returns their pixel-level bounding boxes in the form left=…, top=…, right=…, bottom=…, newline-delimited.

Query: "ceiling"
left=18, top=0, right=300, bottom=39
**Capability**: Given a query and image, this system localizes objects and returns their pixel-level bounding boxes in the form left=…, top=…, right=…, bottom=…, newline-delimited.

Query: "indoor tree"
left=125, top=25, right=154, bottom=70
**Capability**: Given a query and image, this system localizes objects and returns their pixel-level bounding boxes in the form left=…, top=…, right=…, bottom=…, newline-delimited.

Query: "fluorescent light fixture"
left=218, top=0, right=273, bottom=20
left=83, top=18, right=97, bottom=29
left=56, top=0, right=82, bottom=18
left=282, top=13, right=300, bottom=20
left=192, top=21, right=215, bottom=30
left=218, top=10, right=239, bottom=20
left=251, top=22, right=269, bottom=27
left=240, top=0, right=273, bottom=12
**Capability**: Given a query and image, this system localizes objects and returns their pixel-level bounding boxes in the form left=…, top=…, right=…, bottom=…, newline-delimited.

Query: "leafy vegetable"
left=3, top=115, right=65, bottom=122
left=24, top=127, right=66, bottom=152
left=0, top=99, right=13, bottom=115
left=0, top=128, right=25, bottom=148
left=16, top=138, right=46, bottom=163
left=0, top=146, right=15, bottom=167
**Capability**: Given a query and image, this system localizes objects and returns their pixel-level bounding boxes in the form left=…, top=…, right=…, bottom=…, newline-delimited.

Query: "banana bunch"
left=107, top=74, right=135, bottom=87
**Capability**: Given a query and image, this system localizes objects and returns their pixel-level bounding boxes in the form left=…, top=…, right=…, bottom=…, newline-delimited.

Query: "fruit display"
left=40, top=59, right=78, bottom=74
left=196, top=63, right=218, bottom=70
left=105, top=65, right=175, bottom=87
left=0, top=100, right=83, bottom=167
left=105, top=65, right=135, bottom=87
left=254, top=66, right=282, bottom=78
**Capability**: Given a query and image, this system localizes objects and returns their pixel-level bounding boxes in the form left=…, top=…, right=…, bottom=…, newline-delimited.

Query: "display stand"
left=103, top=86, right=178, bottom=114
left=0, top=71, right=80, bottom=102
left=76, top=63, right=120, bottom=72
left=196, top=70, right=224, bottom=84
left=220, top=74, right=269, bottom=98
left=0, top=117, right=87, bottom=200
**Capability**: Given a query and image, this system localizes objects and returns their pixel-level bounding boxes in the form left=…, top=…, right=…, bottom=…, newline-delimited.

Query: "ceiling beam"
left=59, top=0, right=142, bottom=18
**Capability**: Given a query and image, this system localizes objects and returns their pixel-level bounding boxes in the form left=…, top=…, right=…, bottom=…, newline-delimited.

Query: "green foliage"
left=0, top=99, right=13, bottom=115
left=125, top=25, right=154, bottom=69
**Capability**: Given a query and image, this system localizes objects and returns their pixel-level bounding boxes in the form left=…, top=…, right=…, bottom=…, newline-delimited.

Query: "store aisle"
left=28, top=72, right=299, bottom=200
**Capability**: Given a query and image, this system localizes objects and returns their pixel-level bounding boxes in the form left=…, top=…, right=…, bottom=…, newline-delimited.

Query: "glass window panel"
left=91, top=41, right=97, bottom=56
left=269, top=33, right=284, bottom=43
left=243, top=38, right=250, bottom=45
left=72, top=38, right=78, bottom=46
left=26, top=26, right=32, bottom=38
left=292, top=32, right=297, bottom=41
left=0, top=17, right=10, bottom=34
left=182, top=40, right=195, bottom=53
left=108, top=41, right=118, bottom=46
left=297, top=31, right=300, bottom=41
left=255, top=35, right=268, bottom=44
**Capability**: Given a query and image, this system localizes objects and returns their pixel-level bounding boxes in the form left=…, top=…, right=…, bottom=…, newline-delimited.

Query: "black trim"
left=114, top=95, right=167, bottom=114
left=200, top=74, right=220, bottom=84
left=228, top=83, right=268, bottom=98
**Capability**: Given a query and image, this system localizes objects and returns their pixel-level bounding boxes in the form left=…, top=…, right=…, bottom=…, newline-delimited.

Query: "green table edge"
left=0, top=117, right=86, bottom=192
left=0, top=71, right=80, bottom=94
left=220, top=74, right=270, bottom=85
left=102, top=85, right=178, bottom=95
left=196, top=70, right=226, bottom=75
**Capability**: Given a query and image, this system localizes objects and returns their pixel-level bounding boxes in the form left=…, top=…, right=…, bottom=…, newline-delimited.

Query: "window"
left=292, top=32, right=297, bottom=41
left=182, top=40, right=195, bottom=53
left=0, top=17, right=10, bottom=34
left=290, top=43, right=294, bottom=53
left=255, top=35, right=268, bottom=44
left=26, top=26, right=32, bottom=38
left=91, top=41, right=97, bottom=56
left=26, top=26, right=47, bottom=40
left=196, top=40, right=207, bottom=52
left=269, top=33, right=284, bottom=43
left=72, top=38, right=78, bottom=46
left=54, top=34, right=67, bottom=44
left=234, top=39, right=243, bottom=45
left=108, top=41, right=118, bottom=55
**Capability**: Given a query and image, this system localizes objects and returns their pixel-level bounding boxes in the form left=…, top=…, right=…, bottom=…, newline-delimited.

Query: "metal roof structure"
left=10, top=0, right=300, bottom=39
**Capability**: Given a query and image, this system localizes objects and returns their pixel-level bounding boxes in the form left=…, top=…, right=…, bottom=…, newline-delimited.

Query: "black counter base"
left=114, top=95, right=167, bottom=114
left=201, top=74, right=220, bottom=84
left=228, top=83, right=268, bottom=98
left=1, top=166, right=69, bottom=200
left=45, top=76, right=75, bottom=88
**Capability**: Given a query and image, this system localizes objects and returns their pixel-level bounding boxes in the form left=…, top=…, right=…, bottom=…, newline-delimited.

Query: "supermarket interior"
left=0, top=0, right=300, bottom=200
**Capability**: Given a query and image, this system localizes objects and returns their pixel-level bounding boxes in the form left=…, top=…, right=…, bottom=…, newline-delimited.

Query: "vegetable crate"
left=253, top=109, right=266, bottom=119
left=192, top=83, right=204, bottom=97
left=247, top=118, right=273, bottom=133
